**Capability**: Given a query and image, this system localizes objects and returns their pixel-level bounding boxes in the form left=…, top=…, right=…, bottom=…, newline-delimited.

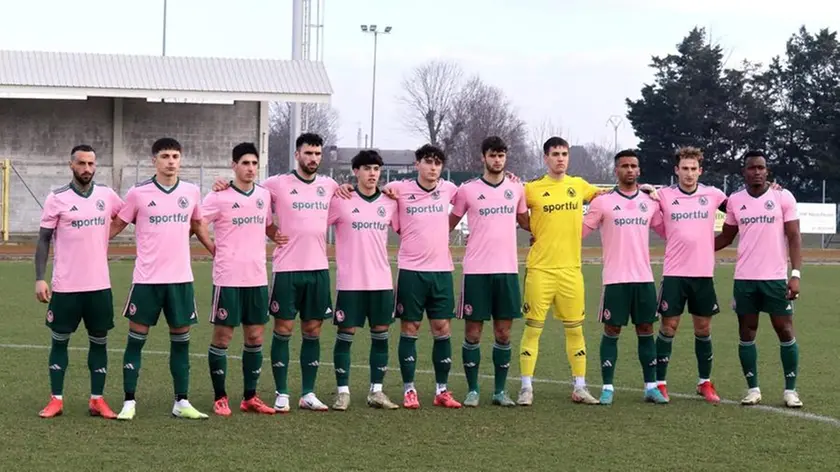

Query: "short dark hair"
left=614, top=149, right=639, bottom=163
left=481, top=136, right=508, bottom=155
left=232, top=142, right=259, bottom=163
left=415, top=144, right=446, bottom=163
left=351, top=150, right=384, bottom=169
left=296, top=133, right=324, bottom=149
left=152, top=137, right=182, bottom=155
left=71, top=144, right=95, bottom=157
left=543, top=136, right=570, bottom=155
left=742, top=150, right=766, bottom=165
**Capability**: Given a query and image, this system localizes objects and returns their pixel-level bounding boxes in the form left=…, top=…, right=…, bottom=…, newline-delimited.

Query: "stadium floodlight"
left=360, top=24, right=393, bottom=148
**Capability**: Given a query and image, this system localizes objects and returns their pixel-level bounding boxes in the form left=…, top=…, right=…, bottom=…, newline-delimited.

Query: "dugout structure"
left=0, top=50, right=332, bottom=239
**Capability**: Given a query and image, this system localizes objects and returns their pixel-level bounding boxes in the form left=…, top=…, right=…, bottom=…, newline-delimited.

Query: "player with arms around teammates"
left=110, top=137, right=215, bottom=420
left=517, top=137, right=601, bottom=406
left=583, top=150, right=668, bottom=405
left=326, top=150, right=401, bottom=411
left=652, top=147, right=727, bottom=404
left=35, top=145, right=124, bottom=419
left=715, top=151, right=803, bottom=408
left=386, top=144, right=462, bottom=409
left=449, top=137, right=527, bottom=407
left=203, top=143, right=281, bottom=416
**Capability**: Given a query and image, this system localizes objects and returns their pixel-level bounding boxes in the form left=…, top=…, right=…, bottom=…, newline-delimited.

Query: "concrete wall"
left=0, top=97, right=260, bottom=234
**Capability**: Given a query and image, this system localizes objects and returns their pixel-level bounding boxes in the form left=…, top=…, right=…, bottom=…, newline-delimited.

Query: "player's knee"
left=370, top=325, right=389, bottom=335
left=635, top=324, right=654, bottom=336
left=604, top=324, right=622, bottom=337
left=88, top=331, right=107, bottom=340
left=128, top=321, right=150, bottom=335
left=212, top=328, right=233, bottom=348
left=430, top=319, right=450, bottom=337
left=302, top=325, right=321, bottom=338
left=692, top=321, right=711, bottom=338
left=339, top=327, right=356, bottom=336
left=770, top=317, right=795, bottom=342
left=274, top=318, right=293, bottom=335
left=493, top=325, right=511, bottom=345
left=464, top=321, right=483, bottom=344
left=243, top=326, right=264, bottom=346
left=401, top=321, right=421, bottom=337
left=169, top=326, right=189, bottom=335
left=659, top=317, right=679, bottom=336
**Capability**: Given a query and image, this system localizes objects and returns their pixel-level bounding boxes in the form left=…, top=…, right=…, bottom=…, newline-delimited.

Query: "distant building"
left=326, top=146, right=416, bottom=172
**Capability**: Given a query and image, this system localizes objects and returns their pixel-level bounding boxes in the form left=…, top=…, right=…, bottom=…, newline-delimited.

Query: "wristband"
left=791, top=269, right=801, bottom=279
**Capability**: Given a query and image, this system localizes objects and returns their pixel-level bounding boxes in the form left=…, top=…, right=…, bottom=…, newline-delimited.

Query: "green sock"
left=780, top=338, right=799, bottom=390
left=170, top=332, right=191, bottom=397
left=271, top=331, right=291, bottom=395
left=462, top=340, right=481, bottom=393
left=655, top=331, right=673, bottom=382
left=399, top=334, right=418, bottom=384
left=600, top=333, right=618, bottom=385
left=739, top=340, right=759, bottom=389
left=49, top=331, right=71, bottom=396
left=123, top=330, right=147, bottom=398
left=334, top=332, right=353, bottom=388
left=695, top=335, right=713, bottom=380
left=242, top=344, right=262, bottom=400
left=87, top=334, right=108, bottom=396
left=638, top=333, right=657, bottom=384
left=370, top=331, right=389, bottom=386
left=300, top=334, right=320, bottom=395
left=433, top=334, right=452, bottom=385
left=208, top=344, right=228, bottom=400
left=493, top=341, right=512, bottom=395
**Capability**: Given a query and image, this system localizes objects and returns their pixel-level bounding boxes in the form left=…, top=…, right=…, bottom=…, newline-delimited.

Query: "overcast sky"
left=1, top=0, right=838, bottom=152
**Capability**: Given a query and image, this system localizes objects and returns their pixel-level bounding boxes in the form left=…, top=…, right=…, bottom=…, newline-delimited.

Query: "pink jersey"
left=583, top=188, right=662, bottom=285
left=657, top=184, right=727, bottom=277
left=203, top=183, right=272, bottom=287
left=725, top=187, right=798, bottom=280
left=451, top=177, right=526, bottom=274
left=262, top=171, right=338, bottom=273
left=385, top=179, right=458, bottom=272
left=118, top=177, right=202, bottom=284
left=328, top=189, right=399, bottom=290
left=39, top=183, right=123, bottom=292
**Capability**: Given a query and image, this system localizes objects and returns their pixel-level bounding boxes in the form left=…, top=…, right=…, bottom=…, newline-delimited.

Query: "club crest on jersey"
left=377, top=206, right=386, bottom=217
left=567, top=187, right=576, bottom=198
left=256, top=198, right=265, bottom=209
left=522, top=303, right=530, bottom=314
left=432, top=190, right=441, bottom=200
left=217, top=308, right=228, bottom=320
left=464, top=304, right=473, bottom=316
left=639, top=202, right=648, bottom=213
left=602, top=309, right=611, bottom=320
left=317, top=186, right=326, bottom=197
left=96, top=199, right=106, bottom=211
left=335, top=310, right=345, bottom=322
left=765, top=200, right=775, bottom=211
left=504, top=189, right=514, bottom=200
left=698, top=196, right=708, bottom=206
left=270, top=301, right=280, bottom=313
left=46, top=310, right=54, bottom=323
left=177, top=197, right=189, bottom=209
left=128, top=303, right=137, bottom=316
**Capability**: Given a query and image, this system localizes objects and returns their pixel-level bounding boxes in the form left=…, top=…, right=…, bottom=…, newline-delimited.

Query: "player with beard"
left=35, top=145, right=124, bottom=419
left=449, top=137, right=527, bottom=407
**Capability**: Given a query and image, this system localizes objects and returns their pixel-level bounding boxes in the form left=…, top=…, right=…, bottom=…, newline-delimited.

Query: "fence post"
left=135, top=160, right=140, bottom=185
left=200, top=164, right=205, bottom=192
left=822, top=179, right=827, bottom=249
left=1, top=159, right=9, bottom=242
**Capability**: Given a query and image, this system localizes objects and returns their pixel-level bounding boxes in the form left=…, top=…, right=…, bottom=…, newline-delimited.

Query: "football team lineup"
left=32, top=133, right=807, bottom=421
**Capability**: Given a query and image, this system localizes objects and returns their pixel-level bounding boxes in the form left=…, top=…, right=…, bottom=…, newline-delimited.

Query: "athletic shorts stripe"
left=268, top=273, right=276, bottom=302
left=393, top=269, right=401, bottom=314
left=597, top=285, right=607, bottom=323
left=656, top=277, right=665, bottom=311
left=209, top=285, right=221, bottom=323
left=122, top=284, right=135, bottom=316
left=456, top=273, right=467, bottom=319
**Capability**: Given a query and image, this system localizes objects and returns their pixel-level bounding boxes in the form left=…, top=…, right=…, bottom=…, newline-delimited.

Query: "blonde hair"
left=675, top=146, right=704, bottom=166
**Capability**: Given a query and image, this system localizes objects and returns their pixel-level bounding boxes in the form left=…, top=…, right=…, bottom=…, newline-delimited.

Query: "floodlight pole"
left=162, top=0, right=168, bottom=56
left=361, top=25, right=392, bottom=148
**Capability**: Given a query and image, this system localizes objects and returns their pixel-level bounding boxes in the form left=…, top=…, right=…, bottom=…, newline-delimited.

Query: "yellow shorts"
left=522, top=267, right=585, bottom=323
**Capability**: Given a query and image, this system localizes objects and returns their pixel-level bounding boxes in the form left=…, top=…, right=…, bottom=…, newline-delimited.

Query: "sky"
left=1, top=0, right=838, bottom=152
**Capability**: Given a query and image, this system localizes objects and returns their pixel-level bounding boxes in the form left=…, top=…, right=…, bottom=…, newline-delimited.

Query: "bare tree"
left=527, top=118, right=566, bottom=178
left=444, top=77, right=529, bottom=174
left=571, top=142, right=615, bottom=183
left=268, top=102, right=340, bottom=175
left=398, top=60, right=464, bottom=147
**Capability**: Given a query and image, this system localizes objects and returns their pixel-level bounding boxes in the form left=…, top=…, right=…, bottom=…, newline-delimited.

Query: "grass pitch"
left=1, top=261, right=839, bottom=471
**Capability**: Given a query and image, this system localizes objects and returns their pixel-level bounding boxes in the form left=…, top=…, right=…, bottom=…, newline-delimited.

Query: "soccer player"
left=386, top=144, right=462, bottom=409
left=34, top=145, right=123, bottom=419
left=583, top=150, right=668, bottom=405
left=110, top=137, right=214, bottom=420
left=449, top=136, right=526, bottom=407
left=517, top=136, right=601, bottom=406
left=652, top=147, right=727, bottom=403
left=327, top=150, right=400, bottom=411
left=715, top=151, right=802, bottom=408
left=203, top=143, right=278, bottom=416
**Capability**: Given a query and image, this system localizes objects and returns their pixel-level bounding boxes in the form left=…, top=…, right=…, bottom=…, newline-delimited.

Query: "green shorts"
left=599, top=282, right=658, bottom=327
left=269, top=270, right=333, bottom=321
left=457, top=273, right=522, bottom=321
left=124, top=283, right=197, bottom=328
left=46, top=289, right=114, bottom=334
left=732, top=280, right=794, bottom=316
left=657, top=276, right=720, bottom=317
left=334, top=290, right=395, bottom=329
left=210, top=285, right=269, bottom=327
left=395, top=269, right=455, bottom=321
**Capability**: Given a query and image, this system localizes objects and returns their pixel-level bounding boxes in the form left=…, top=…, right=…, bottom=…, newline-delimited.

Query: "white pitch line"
left=2, top=342, right=838, bottom=428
